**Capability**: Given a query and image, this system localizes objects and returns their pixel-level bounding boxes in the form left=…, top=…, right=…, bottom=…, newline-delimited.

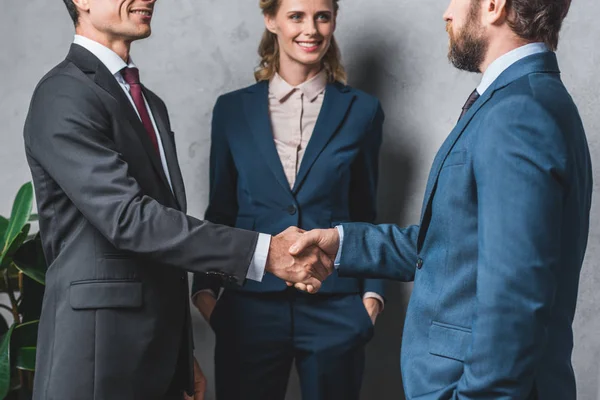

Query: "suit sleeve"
left=337, top=222, right=419, bottom=282
left=453, top=96, right=567, bottom=399
left=24, top=74, right=258, bottom=285
left=192, top=97, right=238, bottom=295
left=349, top=101, right=386, bottom=297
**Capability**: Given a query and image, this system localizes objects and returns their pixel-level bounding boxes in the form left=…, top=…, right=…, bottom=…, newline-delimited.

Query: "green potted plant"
left=0, top=182, right=47, bottom=400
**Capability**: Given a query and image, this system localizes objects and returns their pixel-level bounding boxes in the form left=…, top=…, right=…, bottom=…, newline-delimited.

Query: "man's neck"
left=74, top=28, right=131, bottom=62
left=479, top=36, right=530, bottom=74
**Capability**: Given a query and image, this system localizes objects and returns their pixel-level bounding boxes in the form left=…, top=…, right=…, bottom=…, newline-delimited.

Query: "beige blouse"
left=268, top=71, right=327, bottom=188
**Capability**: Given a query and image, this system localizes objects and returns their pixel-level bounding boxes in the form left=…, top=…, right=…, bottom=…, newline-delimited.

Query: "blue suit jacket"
left=193, top=80, right=385, bottom=296
left=338, top=52, right=592, bottom=399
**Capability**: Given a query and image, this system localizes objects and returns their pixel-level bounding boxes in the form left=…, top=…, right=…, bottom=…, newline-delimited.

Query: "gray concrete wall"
left=0, top=1, right=598, bottom=399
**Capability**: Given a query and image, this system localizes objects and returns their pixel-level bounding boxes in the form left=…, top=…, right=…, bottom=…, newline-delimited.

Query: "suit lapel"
left=243, top=81, right=293, bottom=196
left=292, top=83, right=355, bottom=193
left=416, top=51, right=561, bottom=251
left=419, top=91, right=493, bottom=221
left=67, top=45, right=173, bottom=196
left=142, top=87, right=187, bottom=211
left=416, top=91, right=493, bottom=251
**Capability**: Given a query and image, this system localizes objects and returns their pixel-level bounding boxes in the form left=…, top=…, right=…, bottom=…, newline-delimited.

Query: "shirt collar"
left=73, top=35, right=136, bottom=77
left=270, top=70, right=328, bottom=102
left=477, top=42, right=549, bottom=95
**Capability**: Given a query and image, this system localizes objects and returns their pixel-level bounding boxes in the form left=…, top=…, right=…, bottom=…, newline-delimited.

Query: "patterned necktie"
left=458, top=89, right=480, bottom=121
left=120, top=67, right=159, bottom=153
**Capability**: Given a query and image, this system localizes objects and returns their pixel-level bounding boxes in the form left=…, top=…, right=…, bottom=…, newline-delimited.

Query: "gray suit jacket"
left=23, top=44, right=259, bottom=400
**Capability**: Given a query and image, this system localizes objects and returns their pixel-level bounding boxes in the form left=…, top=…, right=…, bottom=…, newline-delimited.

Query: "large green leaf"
left=0, top=183, right=33, bottom=268
left=15, top=347, right=36, bottom=371
left=12, top=321, right=38, bottom=372
left=12, top=235, right=46, bottom=285
left=0, top=226, right=30, bottom=271
left=0, top=324, right=16, bottom=399
left=0, top=217, right=8, bottom=244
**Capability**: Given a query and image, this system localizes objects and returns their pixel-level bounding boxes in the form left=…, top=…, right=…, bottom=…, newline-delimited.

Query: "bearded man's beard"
left=446, top=4, right=488, bottom=73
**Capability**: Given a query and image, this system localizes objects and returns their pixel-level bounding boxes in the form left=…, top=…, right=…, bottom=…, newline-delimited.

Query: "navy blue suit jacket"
left=193, top=80, right=385, bottom=296
left=338, top=52, right=592, bottom=399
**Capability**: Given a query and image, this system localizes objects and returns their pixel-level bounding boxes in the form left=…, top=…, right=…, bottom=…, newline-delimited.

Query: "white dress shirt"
left=72, top=35, right=270, bottom=283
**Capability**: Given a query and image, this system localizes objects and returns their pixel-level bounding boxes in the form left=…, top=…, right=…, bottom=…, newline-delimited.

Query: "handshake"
left=264, top=227, right=341, bottom=293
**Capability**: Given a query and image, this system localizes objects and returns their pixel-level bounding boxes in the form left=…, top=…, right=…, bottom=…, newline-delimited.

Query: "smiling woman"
left=191, top=0, right=387, bottom=399
left=256, top=0, right=346, bottom=84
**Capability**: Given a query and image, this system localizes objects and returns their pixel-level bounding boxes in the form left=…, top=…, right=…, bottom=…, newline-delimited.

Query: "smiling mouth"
left=130, top=9, right=153, bottom=17
left=296, top=41, right=323, bottom=49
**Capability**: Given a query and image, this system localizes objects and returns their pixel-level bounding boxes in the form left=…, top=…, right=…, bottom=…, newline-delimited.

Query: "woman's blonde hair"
left=254, top=0, right=347, bottom=84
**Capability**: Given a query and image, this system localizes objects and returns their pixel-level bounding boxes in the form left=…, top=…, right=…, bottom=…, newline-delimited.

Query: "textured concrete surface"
left=0, top=1, right=598, bottom=399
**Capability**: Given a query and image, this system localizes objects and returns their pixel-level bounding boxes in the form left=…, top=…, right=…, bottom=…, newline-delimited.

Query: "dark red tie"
left=458, top=89, right=480, bottom=121
left=121, top=67, right=159, bottom=153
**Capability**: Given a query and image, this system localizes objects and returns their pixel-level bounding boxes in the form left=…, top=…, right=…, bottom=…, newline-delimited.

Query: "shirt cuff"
left=363, top=292, right=385, bottom=313
left=246, top=233, right=271, bottom=282
left=334, top=225, right=344, bottom=268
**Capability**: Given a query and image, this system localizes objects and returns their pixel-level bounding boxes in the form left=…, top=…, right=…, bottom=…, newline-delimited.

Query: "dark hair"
left=505, top=0, right=571, bottom=51
left=63, top=0, right=79, bottom=26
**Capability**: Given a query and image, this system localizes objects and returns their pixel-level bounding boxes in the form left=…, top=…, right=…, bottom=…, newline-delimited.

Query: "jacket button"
left=287, top=205, right=297, bottom=215
left=416, top=258, right=424, bottom=269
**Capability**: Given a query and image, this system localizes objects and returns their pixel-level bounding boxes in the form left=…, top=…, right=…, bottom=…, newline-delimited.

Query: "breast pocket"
left=441, top=150, right=467, bottom=168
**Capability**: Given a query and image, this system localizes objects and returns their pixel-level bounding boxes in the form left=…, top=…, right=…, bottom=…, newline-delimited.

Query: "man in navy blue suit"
left=291, top=0, right=592, bottom=398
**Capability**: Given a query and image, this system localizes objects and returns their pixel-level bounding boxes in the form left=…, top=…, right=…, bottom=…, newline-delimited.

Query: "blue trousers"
left=210, top=288, right=374, bottom=400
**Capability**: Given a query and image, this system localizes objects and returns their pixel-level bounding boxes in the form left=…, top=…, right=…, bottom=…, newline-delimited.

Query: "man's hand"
left=193, top=292, right=217, bottom=323
left=265, top=227, right=333, bottom=293
left=287, top=228, right=340, bottom=292
left=363, top=297, right=381, bottom=325
left=289, top=228, right=340, bottom=260
left=183, top=358, right=206, bottom=400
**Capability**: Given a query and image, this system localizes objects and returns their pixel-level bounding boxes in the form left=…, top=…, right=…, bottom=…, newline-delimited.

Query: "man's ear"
left=72, top=0, right=91, bottom=14
left=484, top=0, right=509, bottom=26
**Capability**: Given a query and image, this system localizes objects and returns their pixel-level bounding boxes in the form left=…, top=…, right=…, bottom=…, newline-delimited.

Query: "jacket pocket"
left=442, top=150, right=467, bottom=168
left=69, top=279, right=143, bottom=310
left=428, top=321, right=471, bottom=362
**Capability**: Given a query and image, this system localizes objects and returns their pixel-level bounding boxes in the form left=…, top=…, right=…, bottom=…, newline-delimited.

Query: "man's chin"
left=448, top=42, right=483, bottom=73
left=124, top=29, right=152, bottom=42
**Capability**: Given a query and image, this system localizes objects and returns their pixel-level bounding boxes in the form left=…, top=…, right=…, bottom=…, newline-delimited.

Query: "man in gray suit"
left=23, top=1, right=331, bottom=399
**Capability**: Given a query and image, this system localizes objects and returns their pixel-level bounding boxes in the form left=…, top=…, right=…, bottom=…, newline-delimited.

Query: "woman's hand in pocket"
left=193, top=291, right=217, bottom=322
left=363, top=297, right=382, bottom=325
left=183, top=358, right=207, bottom=400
